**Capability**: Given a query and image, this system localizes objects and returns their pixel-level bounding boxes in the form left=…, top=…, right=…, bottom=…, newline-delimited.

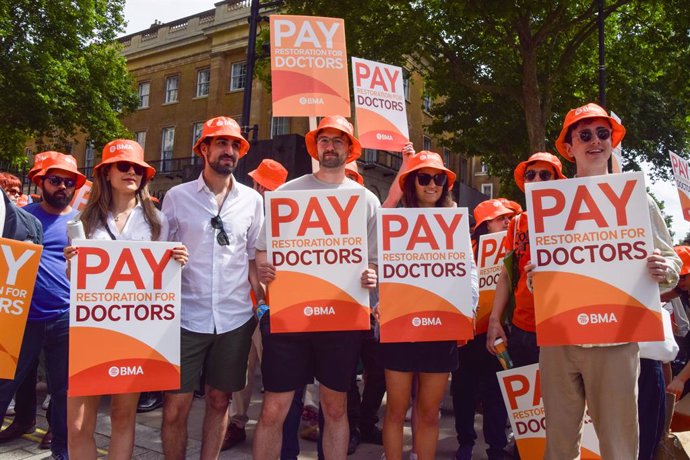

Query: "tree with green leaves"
left=285, top=0, right=690, bottom=197
left=0, top=0, right=138, bottom=162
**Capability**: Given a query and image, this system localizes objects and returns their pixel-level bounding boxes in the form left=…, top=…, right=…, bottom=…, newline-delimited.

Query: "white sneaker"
left=6, top=398, right=15, bottom=416
left=42, top=394, right=51, bottom=410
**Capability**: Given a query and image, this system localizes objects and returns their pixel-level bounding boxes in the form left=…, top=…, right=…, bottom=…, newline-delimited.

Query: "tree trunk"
left=521, top=43, right=546, bottom=153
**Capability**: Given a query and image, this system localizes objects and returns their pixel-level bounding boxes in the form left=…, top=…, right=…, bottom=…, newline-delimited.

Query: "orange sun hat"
left=555, top=102, right=626, bottom=162
left=248, top=159, right=288, bottom=191
left=674, top=246, right=690, bottom=276
left=192, top=116, right=250, bottom=159
left=398, top=151, right=456, bottom=190
left=95, top=139, right=156, bottom=181
left=305, top=116, right=362, bottom=163
left=345, top=161, right=364, bottom=185
left=29, top=151, right=65, bottom=181
left=31, top=152, right=87, bottom=189
left=513, top=152, right=567, bottom=192
left=473, top=199, right=514, bottom=231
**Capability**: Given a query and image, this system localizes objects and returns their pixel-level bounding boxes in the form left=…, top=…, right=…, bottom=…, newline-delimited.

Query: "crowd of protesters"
left=0, top=101, right=687, bottom=460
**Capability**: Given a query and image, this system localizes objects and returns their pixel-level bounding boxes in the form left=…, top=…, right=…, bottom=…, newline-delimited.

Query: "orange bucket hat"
left=192, top=116, right=250, bottom=158
left=498, top=198, right=523, bottom=214
left=29, top=151, right=63, bottom=181
left=514, top=152, right=567, bottom=192
left=32, top=152, right=87, bottom=189
left=248, top=159, right=288, bottom=191
left=555, top=102, right=626, bottom=162
left=95, top=139, right=156, bottom=181
left=305, top=116, right=362, bottom=163
left=345, top=161, right=364, bottom=185
left=473, top=199, right=514, bottom=231
left=398, top=151, right=456, bottom=190
left=674, top=246, right=690, bottom=276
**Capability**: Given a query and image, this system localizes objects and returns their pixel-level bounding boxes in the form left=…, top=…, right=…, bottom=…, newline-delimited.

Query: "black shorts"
left=260, top=312, right=363, bottom=392
left=380, top=340, right=459, bottom=373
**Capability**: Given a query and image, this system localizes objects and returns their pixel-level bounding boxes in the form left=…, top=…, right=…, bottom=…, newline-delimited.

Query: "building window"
left=481, top=183, right=493, bottom=198
left=191, top=122, right=204, bottom=164
left=403, top=69, right=410, bottom=102
left=423, top=136, right=432, bottom=151
left=363, top=149, right=376, bottom=164
left=196, top=68, right=210, bottom=97
left=443, top=148, right=450, bottom=166
left=84, top=142, right=95, bottom=177
left=135, top=131, right=146, bottom=149
left=478, top=161, right=489, bottom=175
left=138, top=82, right=150, bottom=108
left=165, top=75, right=179, bottom=103
left=161, top=127, right=175, bottom=172
left=423, top=93, right=432, bottom=112
left=271, top=117, right=289, bottom=138
left=230, top=62, right=247, bottom=91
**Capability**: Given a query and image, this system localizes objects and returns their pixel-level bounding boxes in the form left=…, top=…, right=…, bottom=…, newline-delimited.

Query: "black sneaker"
left=360, top=424, right=383, bottom=445
left=347, top=428, right=361, bottom=455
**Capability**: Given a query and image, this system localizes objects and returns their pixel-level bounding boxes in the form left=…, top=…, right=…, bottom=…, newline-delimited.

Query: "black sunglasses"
left=115, top=161, right=144, bottom=176
left=44, top=175, right=76, bottom=188
left=210, top=215, right=230, bottom=246
left=416, top=173, right=448, bottom=186
left=577, top=127, right=611, bottom=143
left=524, top=170, right=553, bottom=181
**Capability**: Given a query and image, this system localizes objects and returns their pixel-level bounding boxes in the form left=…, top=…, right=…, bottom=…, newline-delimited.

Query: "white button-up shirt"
left=162, top=173, right=264, bottom=334
left=89, top=203, right=169, bottom=242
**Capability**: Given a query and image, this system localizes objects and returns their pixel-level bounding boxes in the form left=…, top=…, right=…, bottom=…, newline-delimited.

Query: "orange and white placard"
left=70, top=179, right=92, bottom=212
left=476, top=231, right=507, bottom=335
left=265, top=189, right=370, bottom=332
left=526, top=171, right=661, bottom=345
left=69, top=240, right=181, bottom=396
left=377, top=208, right=474, bottom=343
left=670, top=151, right=690, bottom=222
left=610, top=111, right=623, bottom=173
left=0, top=239, right=42, bottom=379
left=270, top=15, right=350, bottom=117
left=352, top=57, right=409, bottom=151
left=498, top=364, right=601, bottom=459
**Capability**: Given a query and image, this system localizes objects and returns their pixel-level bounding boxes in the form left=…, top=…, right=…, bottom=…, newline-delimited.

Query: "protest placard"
left=69, top=240, right=181, bottom=396
left=0, top=239, right=42, bottom=379
left=377, top=207, right=474, bottom=342
left=526, top=171, right=661, bottom=345
left=498, top=364, right=601, bottom=459
left=70, top=179, right=92, bottom=212
left=670, top=151, right=690, bottom=222
left=476, top=231, right=507, bottom=335
left=265, top=189, right=370, bottom=332
left=610, top=111, right=623, bottom=173
left=270, top=15, right=350, bottom=116
left=351, top=57, right=409, bottom=151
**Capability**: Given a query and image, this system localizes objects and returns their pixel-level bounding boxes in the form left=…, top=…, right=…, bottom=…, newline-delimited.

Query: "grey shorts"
left=175, top=316, right=256, bottom=394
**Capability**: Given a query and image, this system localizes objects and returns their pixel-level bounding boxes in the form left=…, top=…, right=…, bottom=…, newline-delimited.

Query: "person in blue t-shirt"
left=0, top=152, right=86, bottom=460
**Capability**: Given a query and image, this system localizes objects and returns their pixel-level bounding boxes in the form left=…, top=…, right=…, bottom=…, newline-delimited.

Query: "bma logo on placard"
left=303, top=305, right=335, bottom=317
left=411, top=316, right=442, bottom=327
left=577, top=312, right=618, bottom=325
left=108, top=365, right=144, bottom=377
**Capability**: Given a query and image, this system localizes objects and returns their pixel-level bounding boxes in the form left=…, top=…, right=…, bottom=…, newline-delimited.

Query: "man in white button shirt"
left=160, top=116, right=265, bottom=459
left=253, top=116, right=379, bottom=460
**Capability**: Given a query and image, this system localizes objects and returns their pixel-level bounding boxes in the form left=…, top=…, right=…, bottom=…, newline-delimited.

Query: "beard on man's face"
left=43, top=187, right=74, bottom=209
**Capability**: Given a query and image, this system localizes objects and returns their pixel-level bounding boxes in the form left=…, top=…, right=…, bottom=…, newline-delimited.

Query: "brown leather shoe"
left=0, top=419, right=36, bottom=443
left=220, top=423, right=246, bottom=451
left=39, top=429, right=52, bottom=449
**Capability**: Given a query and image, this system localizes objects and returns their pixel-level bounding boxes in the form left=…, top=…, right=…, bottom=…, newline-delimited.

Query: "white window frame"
left=191, top=122, right=204, bottom=164
left=270, top=117, right=290, bottom=138
left=403, top=69, right=410, bottom=102
left=138, top=82, right=150, bottom=108
left=478, top=161, right=489, bottom=175
left=423, top=93, right=432, bottom=112
left=481, top=183, right=493, bottom=198
left=165, top=75, right=179, bottom=103
left=230, top=62, right=247, bottom=91
left=196, top=68, right=210, bottom=98
left=134, top=131, right=146, bottom=149
left=161, top=127, right=175, bottom=172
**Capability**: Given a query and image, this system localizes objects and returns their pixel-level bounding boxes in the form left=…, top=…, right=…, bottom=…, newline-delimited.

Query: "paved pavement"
left=1, top=377, right=502, bottom=459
